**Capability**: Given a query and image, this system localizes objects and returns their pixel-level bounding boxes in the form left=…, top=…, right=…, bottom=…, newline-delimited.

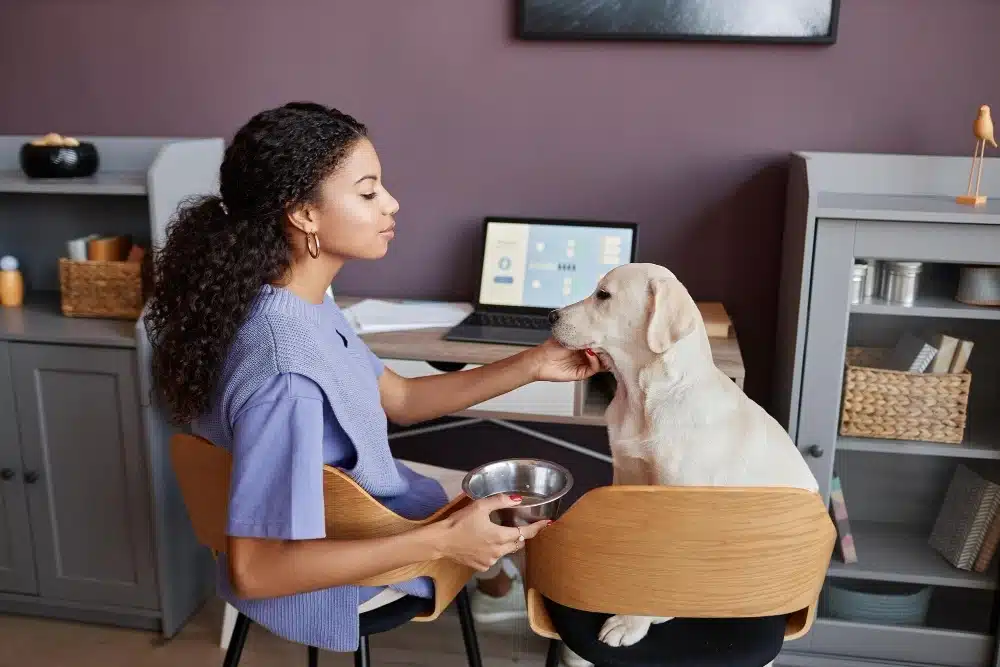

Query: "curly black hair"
left=145, top=102, right=368, bottom=424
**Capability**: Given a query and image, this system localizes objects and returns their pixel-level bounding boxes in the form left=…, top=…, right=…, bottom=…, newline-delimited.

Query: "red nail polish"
left=585, top=348, right=596, bottom=357
left=510, top=494, right=523, bottom=502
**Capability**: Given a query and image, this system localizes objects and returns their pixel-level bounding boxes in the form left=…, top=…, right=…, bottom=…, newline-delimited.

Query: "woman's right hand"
left=439, top=494, right=550, bottom=571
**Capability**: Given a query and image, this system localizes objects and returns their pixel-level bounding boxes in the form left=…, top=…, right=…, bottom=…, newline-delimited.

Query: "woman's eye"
left=361, top=193, right=377, bottom=201
left=595, top=289, right=611, bottom=300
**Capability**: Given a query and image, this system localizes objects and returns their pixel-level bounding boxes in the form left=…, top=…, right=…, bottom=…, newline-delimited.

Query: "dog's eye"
left=595, top=289, right=611, bottom=301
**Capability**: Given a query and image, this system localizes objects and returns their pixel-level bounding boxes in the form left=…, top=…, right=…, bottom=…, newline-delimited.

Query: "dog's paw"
left=598, top=615, right=654, bottom=647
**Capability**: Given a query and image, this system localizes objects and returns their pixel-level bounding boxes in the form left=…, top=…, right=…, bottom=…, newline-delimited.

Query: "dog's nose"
left=548, top=309, right=560, bottom=324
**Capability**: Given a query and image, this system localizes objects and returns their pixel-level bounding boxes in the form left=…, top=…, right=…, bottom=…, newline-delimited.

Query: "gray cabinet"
left=0, top=342, right=37, bottom=595
left=10, top=344, right=159, bottom=609
left=774, top=152, right=1000, bottom=667
left=0, top=135, right=223, bottom=636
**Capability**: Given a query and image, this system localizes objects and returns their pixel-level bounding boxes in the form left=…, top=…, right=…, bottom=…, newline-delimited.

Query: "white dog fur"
left=549, top=263, right=818, bottom=665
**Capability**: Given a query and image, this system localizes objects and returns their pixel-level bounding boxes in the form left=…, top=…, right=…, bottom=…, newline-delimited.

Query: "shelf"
left=0, top=292, right=136, bottom=348
left=828, top=520, right=997, bottom=590
left=0, top=170, right=148, bottom=196
left=851, top=295, right=1000, bottom=321
left=815, top=191, right=1000, bottom=226
left=838, top=436, right=1000, bottom=460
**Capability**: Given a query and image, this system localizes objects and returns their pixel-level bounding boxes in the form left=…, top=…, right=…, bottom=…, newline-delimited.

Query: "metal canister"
left=882, top=261, right=923, bottom=306
left=861, top=258, right=880, bottom=299
left=850, top=263, right=867, bottom=305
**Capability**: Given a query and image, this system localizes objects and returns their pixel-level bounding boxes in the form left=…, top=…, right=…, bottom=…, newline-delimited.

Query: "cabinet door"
left=795, top=219, right=857, bottom=501
left=0, top=342, right=38, bottom=595
left=11, top=343, right=159, bottom=609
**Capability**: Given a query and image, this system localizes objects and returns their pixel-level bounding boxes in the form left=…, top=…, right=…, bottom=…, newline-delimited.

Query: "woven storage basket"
left=839, top=347, right=971, bottom=445
left=58, top=257, right=144, bottom=320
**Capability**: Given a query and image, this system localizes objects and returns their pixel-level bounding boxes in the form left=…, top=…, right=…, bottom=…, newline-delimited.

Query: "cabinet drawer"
left=381, top=358, right=576, bottom=417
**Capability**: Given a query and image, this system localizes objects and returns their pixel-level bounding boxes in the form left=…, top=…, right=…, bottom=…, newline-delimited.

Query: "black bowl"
left=19, top=142, right=100, bottom=179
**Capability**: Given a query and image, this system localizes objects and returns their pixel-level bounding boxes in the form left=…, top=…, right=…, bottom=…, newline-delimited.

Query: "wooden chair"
left=169, top=432, right=482, bottom=667
left=524, top=485, right=836, bottom=667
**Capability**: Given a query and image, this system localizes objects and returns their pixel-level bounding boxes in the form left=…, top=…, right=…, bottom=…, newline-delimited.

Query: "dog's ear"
left=646, top=277, right=696, bottom=354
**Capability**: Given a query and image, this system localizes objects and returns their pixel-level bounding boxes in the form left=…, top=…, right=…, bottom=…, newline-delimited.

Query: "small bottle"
left=0, top=255, right=24, bottom=307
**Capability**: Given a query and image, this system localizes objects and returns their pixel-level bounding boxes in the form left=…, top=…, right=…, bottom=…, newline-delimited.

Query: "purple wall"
left=1, top=0, right=997, bottom=405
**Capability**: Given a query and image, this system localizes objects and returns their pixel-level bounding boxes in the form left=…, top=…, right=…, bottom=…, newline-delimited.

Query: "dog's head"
left=549, top=263, right=700, bottom=361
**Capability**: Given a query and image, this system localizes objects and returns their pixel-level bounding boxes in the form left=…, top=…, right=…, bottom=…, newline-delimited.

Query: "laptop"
left=445, top=216, right=639, bottom=346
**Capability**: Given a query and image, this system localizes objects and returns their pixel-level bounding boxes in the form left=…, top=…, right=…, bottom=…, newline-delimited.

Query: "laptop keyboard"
left=467, top=312, right=551, bottom=330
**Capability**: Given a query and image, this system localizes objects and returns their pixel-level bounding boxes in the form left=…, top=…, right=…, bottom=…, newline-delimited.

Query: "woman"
left=145, top=101, right=600, bottom=653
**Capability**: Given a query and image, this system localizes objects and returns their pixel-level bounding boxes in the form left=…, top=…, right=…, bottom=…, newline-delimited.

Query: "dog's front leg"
left=598, top=615, right=673, bottom=647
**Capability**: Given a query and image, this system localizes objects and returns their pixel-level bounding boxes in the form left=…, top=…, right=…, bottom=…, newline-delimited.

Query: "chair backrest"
left=525, top=485, right=835, bottom=641
left=169, top=432, right=474, bottom=621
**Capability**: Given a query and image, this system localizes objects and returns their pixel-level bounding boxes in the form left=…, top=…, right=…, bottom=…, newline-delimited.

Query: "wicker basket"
left=839, top=347, right=971, bottom=445
left=58, top=257, right=145, bottom=320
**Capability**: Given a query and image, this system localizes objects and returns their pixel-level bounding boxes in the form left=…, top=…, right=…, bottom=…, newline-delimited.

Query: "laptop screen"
left=477, top=219, right=636, bottom=310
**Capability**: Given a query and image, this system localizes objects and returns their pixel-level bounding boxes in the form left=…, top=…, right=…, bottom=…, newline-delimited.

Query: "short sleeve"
left=226, top=374, right=328, bottom=540
left=364, top=343, right=385, bottom=377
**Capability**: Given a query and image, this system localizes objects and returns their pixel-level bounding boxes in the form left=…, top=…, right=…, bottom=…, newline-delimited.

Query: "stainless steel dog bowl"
left=461, top=458, right=573, bottom=527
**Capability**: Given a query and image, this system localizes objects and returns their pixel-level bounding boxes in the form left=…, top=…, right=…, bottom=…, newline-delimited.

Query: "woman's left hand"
left=526, top=338, right=603, bottom=382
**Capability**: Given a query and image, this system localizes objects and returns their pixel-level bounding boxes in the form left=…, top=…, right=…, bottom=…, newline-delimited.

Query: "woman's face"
left=300, top=137, right=400, bottom=261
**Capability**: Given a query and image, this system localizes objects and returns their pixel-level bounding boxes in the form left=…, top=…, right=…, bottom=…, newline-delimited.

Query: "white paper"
left=342, top=299, right=472, bottom=334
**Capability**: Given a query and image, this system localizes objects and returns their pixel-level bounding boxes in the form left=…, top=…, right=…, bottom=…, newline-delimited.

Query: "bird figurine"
left=957, top=104, right=996, bottom=206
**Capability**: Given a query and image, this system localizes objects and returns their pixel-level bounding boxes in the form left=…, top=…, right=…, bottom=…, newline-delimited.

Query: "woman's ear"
left=645, top=277, right=696, bottom=354
left=286, top=202, right=316, bottom=235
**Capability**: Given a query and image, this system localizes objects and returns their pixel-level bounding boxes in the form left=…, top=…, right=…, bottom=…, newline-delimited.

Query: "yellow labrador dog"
left=549, top=262, right=818, bottom=661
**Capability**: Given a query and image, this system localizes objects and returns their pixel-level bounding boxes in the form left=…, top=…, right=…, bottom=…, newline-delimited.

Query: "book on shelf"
left=973, top=511, right=1000, bottom=573
left=929, top=463, right=1000, bottom=571
left=829, top=474, right=857, bottom=564
left=949, top=339, right=975, bottom=374
left=876, top=331, right=975, bottom=375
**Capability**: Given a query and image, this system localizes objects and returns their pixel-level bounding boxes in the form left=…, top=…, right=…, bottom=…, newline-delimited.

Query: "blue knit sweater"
left=193, top=285, right=448, bottom=651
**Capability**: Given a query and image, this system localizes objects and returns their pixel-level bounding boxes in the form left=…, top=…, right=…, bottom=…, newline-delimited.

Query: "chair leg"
left=545, top=639, right=561, bottom=667
left=307, top=645, right=318, bottom=667
left=222, top=612, right=252, bottom=667
left=353, top=635, right=370, bottom=667
left=456, top=588, right=483, bottom=667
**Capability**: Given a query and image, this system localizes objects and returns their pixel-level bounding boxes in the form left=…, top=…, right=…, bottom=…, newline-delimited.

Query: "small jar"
left=0, top=255, right=24, bottom=307
left=882, top=261, right=923, bottom=306
left=850, top=263, right=867, bottom=305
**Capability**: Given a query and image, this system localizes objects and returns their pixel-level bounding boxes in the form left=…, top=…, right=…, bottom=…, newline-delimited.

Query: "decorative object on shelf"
left=956, top=105, right=996, bottom=206
left=66, top=233, right=99, bottom=261
left=824, top=580, right=931, bottom=626
left=839, top=346, right=971, bottom=445
left=0, top=254, right=24, bottom=307
left=955, top=265, right=1000, bottom=307
left=880, top=261, right=922, bottom=307
left=516, top=0, right=840, bottom=44
left=19, top=133, right=99, bottom=179
left=929, top=463, right=1000, bottom=571
left=58, top=243, right=147, bottom=320
left=829, top=473, right=857, bottom=563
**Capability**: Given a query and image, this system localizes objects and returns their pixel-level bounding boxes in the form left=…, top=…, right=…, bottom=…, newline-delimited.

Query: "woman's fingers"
left=517, top=519, right=552, bottom=540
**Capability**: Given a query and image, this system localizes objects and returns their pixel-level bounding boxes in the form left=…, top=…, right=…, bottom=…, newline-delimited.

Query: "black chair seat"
left=544, top=597, right=787, bottom=667
left=359, top=594, right=435, bottom=636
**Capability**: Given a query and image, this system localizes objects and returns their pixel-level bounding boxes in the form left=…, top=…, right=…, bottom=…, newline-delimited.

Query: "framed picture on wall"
left=516, top=0, right=840, bottom=45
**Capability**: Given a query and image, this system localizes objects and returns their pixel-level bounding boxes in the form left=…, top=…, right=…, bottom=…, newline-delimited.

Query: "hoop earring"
left=305, top=232, right=321, bottom=259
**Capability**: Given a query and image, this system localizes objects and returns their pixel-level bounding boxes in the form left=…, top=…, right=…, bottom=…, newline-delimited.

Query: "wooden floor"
left=0, top=597, right=551, bottom=667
